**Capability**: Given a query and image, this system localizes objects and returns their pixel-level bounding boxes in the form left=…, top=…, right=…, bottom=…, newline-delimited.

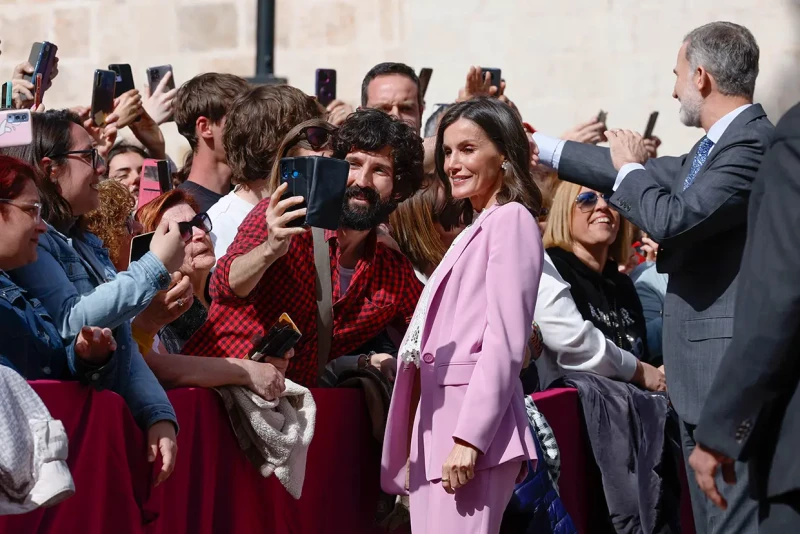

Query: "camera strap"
left=312, top=228, right=334, bottom=385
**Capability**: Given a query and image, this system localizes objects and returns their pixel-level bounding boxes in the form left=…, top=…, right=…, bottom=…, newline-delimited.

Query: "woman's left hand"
left=442, top=439, right=479, bottom=494
left=74, top=326, right=117, bottom=365
left=147, top=420, right=177, bottom=486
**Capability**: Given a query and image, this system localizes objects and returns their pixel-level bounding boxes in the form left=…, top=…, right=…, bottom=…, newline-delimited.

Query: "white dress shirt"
left=534, top=252, right=639, bottom=390
left=533, top=103, right=754, bottom=191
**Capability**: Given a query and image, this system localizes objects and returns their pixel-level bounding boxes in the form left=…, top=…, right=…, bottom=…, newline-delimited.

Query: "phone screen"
left=91, top=70, right=117, bottom=126
left=129, top=231, right=155, bottom=263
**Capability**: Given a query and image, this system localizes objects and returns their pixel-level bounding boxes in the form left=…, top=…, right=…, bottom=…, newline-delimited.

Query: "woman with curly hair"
left=85, top=179, right=142, bottom=272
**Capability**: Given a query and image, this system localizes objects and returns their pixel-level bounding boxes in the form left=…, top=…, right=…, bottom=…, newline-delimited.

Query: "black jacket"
left=547, top=247, right=654, bottom=366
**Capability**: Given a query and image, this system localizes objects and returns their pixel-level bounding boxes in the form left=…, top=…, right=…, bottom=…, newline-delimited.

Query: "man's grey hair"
left=683, top=22, right=760, bottom=99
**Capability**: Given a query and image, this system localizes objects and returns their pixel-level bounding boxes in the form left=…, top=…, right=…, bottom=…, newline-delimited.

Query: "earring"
left=501, top=161, right=510, bottom=171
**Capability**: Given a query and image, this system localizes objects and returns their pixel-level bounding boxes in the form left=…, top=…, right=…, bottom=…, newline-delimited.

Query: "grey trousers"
left=680, top=421, right=758, bottom=534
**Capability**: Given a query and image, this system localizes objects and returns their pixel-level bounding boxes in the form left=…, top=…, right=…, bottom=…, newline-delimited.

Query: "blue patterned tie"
left=683, top=136, right=714, bottom=191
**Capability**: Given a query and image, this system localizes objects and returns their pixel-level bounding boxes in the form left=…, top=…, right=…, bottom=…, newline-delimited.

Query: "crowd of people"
left=1, top=17, right=800, bottom=534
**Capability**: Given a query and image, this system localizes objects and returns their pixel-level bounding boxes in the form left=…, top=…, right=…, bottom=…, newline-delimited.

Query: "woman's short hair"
left=0, top=155, right=39, bottom=203
left=543, top=181, right=632, bottom=263
left=136, top=189, right=200, bottom=233
left=84, top=180, right=136, bottom=266
left=434, top=97, right=542, bottom=216
left=0, top=109, right=83, bottom=232
left=389, top=178, right=473, bottom=273
left=224, top=85, right=324, bottom=186
left=266, top=118, right=337, bottom=194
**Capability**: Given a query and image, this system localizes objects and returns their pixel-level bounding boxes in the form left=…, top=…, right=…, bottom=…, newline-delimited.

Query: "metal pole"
left=249, top=0, right=286, bottom=85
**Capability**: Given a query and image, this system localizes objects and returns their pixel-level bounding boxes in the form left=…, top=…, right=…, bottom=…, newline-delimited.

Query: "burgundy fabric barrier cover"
left=0, top=384, right=693, bottom=533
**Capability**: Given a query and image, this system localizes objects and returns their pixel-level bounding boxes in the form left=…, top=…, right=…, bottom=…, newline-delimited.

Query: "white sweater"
left=534, top=253, right=639, bottom=390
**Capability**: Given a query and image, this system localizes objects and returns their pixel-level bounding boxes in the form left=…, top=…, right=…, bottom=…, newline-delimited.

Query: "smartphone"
left=315, top=68, right=337, bottom=107
left=644, top=111, right=659, bottom=139
left=597, top=110, right=608, bottom=125
left=91, top=69, right=117, bottom=126
left=248, top=313, right=302, bottom=361
left=22, top=42, right=57, bottom=103
left=22, top=43, right=44, bottom=83
left=0, top=109, right=33, bottom=148
left=0, top=83, right=10, bottom=109
left=147, top=65, right=176, bottom=93
left=418, top=68, right=433, bottom=99
left=480, top=68, right=502, bottom=91
left=129, top=231, right=155, bottom=263
left=279, top=156, right=350, bottom=230
left=4, top=83, right=12, bottom=109
left=138, top=159, right=171, bottom=208
left=108, top=64, right=135, bottom=97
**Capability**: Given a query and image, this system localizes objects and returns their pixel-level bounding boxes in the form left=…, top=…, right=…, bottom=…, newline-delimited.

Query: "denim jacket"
left=0, top=271, right=113, bottom=381
left=10, top=225, right=177, bottom=431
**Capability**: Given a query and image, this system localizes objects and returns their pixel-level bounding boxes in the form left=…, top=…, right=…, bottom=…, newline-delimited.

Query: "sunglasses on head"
left=178, top=212, right=212, bottom=240
left=298, top=126, right=334, bottom=151
left=575, top=191, right=612, bottom=212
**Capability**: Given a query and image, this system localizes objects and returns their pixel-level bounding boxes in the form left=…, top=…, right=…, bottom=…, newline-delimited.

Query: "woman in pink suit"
left=381, top=97, right=544, bottom=533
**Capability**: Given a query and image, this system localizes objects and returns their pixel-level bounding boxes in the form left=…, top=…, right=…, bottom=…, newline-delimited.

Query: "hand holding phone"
left=479, top=68, right=502, bottom=94
left=248, top=313, right=302, bottom=361
left=279, top=156, right=349, bottom=230
left=596, top=110, right=608, bottom=126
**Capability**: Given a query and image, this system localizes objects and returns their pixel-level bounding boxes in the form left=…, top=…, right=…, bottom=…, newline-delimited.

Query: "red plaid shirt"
left=181, top=197, right=423, bottom=387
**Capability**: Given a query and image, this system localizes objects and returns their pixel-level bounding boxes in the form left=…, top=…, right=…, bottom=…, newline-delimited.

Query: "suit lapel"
left=419, top=204, right=500, bottom=348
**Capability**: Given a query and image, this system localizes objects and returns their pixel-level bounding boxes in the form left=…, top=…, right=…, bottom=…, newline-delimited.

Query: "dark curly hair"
left=331, top=108, right=424, bottom=203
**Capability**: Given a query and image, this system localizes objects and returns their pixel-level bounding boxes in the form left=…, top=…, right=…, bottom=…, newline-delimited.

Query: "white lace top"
left=398, top=210, right=484, bottom=367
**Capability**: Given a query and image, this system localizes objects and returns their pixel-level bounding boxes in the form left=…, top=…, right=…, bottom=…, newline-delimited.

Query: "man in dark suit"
left=532, top=22, right=775, bottom=534
left=689, top=102, right=800, bottom=533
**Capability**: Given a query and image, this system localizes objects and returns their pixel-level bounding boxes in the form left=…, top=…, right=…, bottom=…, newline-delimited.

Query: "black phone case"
left=91, top=70, right=117, bottom=126
left=109, top=64, right=136, bottom=97
left=315, top=69, right=336, bottom=107
left=481, top=68, right=502, bottom=90
left=644, top=112, right=659, bottom=139
left=279, top=156, right=350, bottom=230
left=156, top=160, right=172, bottom=193
left=254, top=323, right=301, bottom=360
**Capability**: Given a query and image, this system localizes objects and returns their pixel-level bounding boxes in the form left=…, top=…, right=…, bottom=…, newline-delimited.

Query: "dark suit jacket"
left=556, top=105, right=775, bottom=424
left=694, top=102, right=800, bottom=499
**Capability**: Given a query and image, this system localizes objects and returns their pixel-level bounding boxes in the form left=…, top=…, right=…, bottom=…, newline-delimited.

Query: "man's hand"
left=631, top=360, right=667, bottom=392
left=456, top=66, right=499, bottom=102
left=74, top=326, right=117, bottom=365
left=147, top=420, right=178, bottom=486
left=264, top=182, right=308, bottom=259
left=606, top=129, right=649, bottom=171
left=325, top=99, right=354, bottom=127
left=143, top=71, right=177, bottom=125
left=241, top=359, right=286, bottom=400
left=442, top=439, right=479, bottom=494
left=562, top=117, right=607, bottom=145
left=689, top=443, right=737, bottom=510
left=369, top=353, right=397, bottom=383
left=643, top=136, right=662, bottom=159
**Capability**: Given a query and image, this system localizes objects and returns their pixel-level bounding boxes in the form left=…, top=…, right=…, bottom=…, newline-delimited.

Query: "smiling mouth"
left=451, top=176, right=471, bottom=184
left=591, top=216, right=612, bottom=225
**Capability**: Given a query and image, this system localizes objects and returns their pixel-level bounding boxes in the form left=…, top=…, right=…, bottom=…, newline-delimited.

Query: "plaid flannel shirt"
left=182, top=197, right=423, bottom=387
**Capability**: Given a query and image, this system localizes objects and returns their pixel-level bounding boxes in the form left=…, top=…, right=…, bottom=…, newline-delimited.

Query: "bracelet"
left=358, top=351, right=376, bottom=369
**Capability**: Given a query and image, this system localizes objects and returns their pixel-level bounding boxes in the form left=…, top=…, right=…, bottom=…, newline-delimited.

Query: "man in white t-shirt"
left=206, top=85, right=324, bottom=260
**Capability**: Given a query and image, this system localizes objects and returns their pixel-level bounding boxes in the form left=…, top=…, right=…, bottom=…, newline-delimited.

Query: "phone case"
left=480, top=68, right=501, bottom=90
left=644, top=112, right=659, bottom=139
left=109, top=64, right=136, bottom=97
left=0, top=110, right=33, bottom=148
left=279, top=156, right=350, bottom=230
left=315, top=69, right=336, bottom=107
left=250, top=313, right=302, bottom=361
left=33, top=74, right=43, bottom=109
left=138, top=159, right=166, bottom=208
left=23, top=43, right=43, bottom=83
left=5, top=83, right=12, bottom=109
left=36, top=42, right=58, bottom=98
left=129, top=232, right=155, bottom=264
left=147, top=65, right=176, bottom=92
left=91, top=69, right=117, bottom=126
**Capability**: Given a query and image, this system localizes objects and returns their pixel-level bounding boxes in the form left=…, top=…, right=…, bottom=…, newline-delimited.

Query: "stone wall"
left=1, top=0, right=799, bottom=160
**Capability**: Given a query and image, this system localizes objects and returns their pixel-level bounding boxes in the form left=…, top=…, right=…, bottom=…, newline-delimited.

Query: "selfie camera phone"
left=129, top=231, right=155, bottom=264
left=91, top=69, right=117, bottom=127
left=418, top=68, right=433, bottom=99
left=248, top=313, right=302, bottom=361
left=279, top=156, right=350, bottom=230
left=138, top=159, right=171, bottom=208
left=315, top=69, right=337, bottom=107
left=108, top=64, right=136, bottom=98
left=644, top=111, right=659, bottom=139
left=480, top=68, right=502, bottom=92
left=0, top=110, right=33, bottom=149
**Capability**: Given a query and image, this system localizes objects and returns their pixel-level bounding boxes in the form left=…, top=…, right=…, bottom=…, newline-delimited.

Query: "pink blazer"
left=381, top=202, right=543, bottom=494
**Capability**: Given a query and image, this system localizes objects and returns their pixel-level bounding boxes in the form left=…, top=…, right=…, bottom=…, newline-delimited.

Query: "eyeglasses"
left=178, top=212, right=212, bottom=240
left=50, top=148, right=103, bottom=171
left=575, top=191, right=612, bottom=212
left=0, top=199, right=43, bottom=223
left=298, top=126, right=334, bottom=150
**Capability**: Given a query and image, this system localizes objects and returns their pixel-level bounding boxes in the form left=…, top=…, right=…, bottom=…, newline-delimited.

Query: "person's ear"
left=196, top=116, right=214, bottom=140
left=695, top=66, right=712, bottom=96
left=39, top=156, right=54, bottom=180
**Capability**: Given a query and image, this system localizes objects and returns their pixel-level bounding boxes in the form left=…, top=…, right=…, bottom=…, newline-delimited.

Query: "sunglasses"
left=298, top=126, right=334, bottom=150
left=575, top=191, right=612, bottom=212
left=50, top=148, right=103, bottom=171
left=178, top=212, right=212, bottom=240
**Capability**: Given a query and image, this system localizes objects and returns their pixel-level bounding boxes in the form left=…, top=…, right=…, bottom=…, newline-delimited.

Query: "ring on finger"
left=176, top=297, right=185, bottom=307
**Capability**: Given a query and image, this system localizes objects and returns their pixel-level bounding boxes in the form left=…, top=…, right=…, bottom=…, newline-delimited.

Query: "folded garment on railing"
left=216, top=381, right=316, bottom=499
left=0, top=366, right=74, bottom=515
